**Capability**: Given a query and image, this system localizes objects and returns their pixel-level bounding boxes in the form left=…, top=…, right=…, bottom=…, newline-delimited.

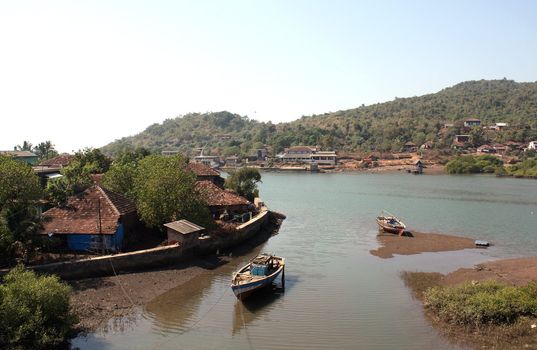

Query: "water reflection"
left=232, top=284, right=284, bottom=335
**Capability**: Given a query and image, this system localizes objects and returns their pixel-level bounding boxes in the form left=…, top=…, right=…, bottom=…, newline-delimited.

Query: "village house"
left=401, top=141, right=417, bottom=153
left=452, top=135, right=471, bottom=149
left=528, top=141, right=537, bottom=150
left=41, top=185, right=138, bottom=252
left=33, top=154, right=74, bottom=187
left=492, top=144, right=507, bottom=155
left=463, top=118, right=481, bottom=128
left=195, top=180, right=251, bottom=220
left=279, top=146, right=337, bottom=165
left=225, top=155, right=240, bottom=167
left=477, top=145, right=496, bottom=154
left=490, top=122, right=508, bottom=131
left=188, top=161, right=225, bottom=187
left=254, top=148, right=268, bottom=161
left=420, top=141, right=433, bottom=150
left=0, top=150, right=38, bottom=165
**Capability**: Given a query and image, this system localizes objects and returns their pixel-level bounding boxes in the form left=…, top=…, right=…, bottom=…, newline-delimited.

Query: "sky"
left=1, top=0, right=536, bottom=153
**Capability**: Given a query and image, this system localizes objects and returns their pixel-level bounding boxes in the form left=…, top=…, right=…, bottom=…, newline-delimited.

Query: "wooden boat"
left=376, top=213, right=407, bottom=235
left=231, top=254, right=285, bottom=300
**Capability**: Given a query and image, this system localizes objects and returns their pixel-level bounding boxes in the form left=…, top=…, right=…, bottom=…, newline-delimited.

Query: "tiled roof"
left=187, top=162, right=220, bottom=177
left=39, top=154, right=74, bottom=167
left=41, top=185, right=136, bottom=235
left=195, top=181, right=250, bottom=207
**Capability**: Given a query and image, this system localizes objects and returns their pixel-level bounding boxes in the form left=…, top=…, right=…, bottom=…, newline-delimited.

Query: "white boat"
left=376, top=211, right=407, bottom=235
left=231, top=254, right=285, bottom=300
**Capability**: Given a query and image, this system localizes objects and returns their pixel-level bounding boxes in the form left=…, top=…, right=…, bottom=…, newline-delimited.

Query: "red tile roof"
left=195, top=181, right=250, bottom=207
left=41, top=185, right=136, bottom=235
left=39, top=154, right=74, bottom=167
left=187, top=162, right=220, bottom=177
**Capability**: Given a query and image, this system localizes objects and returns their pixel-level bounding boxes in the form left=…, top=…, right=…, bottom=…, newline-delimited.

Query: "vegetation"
left=507, top=152, right=537, bottom=177
left=0, top=266, right=76, bottom=349
left=0, top=156, right=43, bottom=265
left=14, top=140, right=59, bottom=161
left=101, top=80, right=537, bottom=156
left=133, top=155, right=213, bottom=230
left=424, top=281, right=537, bottom=326
left=225, top=167, right=262, bottom=202
left=445, top=154, right=504, bottom=174
left=102, top=148, right=150, bottom=200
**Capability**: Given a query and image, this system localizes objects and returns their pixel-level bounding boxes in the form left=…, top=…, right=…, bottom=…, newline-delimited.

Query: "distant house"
left=420, top=141, right=433, bottom=150
left=188, top=162, right=225, bottom=187
left=464, top=118, right=481, bottom=128
left=225, top=156, right=240, bottom=167
left=254, top=148, right=267, bottom=161
left=0, top=150, right=38, bottom=165
left=280, top=146, right=337, bottom=165
left=490, top=122, right=508, bottom=131
left=194, top=155, right=219, bottom=167
left=528, top=141, right=537, bottom=150
left=41, top=185, right=137, bottom=252
left=454, top=135, right=470, bottom=143
left=401, top=142, right=417, bottom=153
left=39, top=154, right=74, bottom=168
left=33, top=154, right=74, bottom=187
left=195, top=180, right=251, bottom=218
left=506, top=141, right=524, bottom=151
left=493, top=144, right=507, bottom=155
left=164, top=219, right=205, bottom=251
left=477, top=145, right=496, bottom=154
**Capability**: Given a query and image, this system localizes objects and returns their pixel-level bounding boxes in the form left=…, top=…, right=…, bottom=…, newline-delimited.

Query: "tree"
left=0, top=156, right=43, bottom=265
left=224, top=167, right=261, bottom=201
left=102, top=163, right=138, bottom=200
left=33, top=141, right=58, bottom=161
left=0, top=266, right=76, bottom=348
left=134, top=155, right=213, bottom=230
left=14, top=141, right=33, bottom=151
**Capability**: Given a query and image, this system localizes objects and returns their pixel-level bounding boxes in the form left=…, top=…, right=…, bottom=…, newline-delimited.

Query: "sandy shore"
left=370, top=231, right=476, bottom=259
left=70, top=257, right=227, bottom=333
left=440, top=257, right=537, bottom=287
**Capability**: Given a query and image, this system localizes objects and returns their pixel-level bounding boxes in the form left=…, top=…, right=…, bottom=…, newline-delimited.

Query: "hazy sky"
left=1, top=0, right=536, bottom=152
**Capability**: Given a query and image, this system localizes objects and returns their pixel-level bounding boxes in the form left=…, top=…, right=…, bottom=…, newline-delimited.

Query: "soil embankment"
left=370, top=231, right=476, bottom=259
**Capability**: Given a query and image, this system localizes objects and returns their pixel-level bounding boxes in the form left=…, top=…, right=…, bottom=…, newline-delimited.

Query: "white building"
left=279, top=146, right=337, bottom=166
left=528, top=141, right=537, bottom=150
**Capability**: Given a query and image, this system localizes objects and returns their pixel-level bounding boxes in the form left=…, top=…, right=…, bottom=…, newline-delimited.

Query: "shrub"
left=0, top=267, right=76, bottom=348
left=424, top=280, right=537, bottom=327
left=445, top=155, right=504, bottom=174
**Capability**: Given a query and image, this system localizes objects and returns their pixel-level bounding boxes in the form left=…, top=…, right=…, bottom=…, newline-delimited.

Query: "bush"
left=445, top=155, right=504, bottom=174
left=424, top=280, right=537, bottom=327
left=0, top=267, right=76, bottom=348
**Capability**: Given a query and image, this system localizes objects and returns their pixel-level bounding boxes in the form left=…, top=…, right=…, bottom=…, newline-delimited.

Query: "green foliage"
left=101, top=80, right=537, bottom=156
left=14, top=141, right=33, bottom=151
left=445, top=155, right=504, bottom=174
left=0, top=266, right=76, bottom=348
left=102, top=163, right=138, bottom=200
left=133, top=155, right=213, bottom=229
left=45, top=177, right=73, bottom=207
left=225, top=167, right=261, bottom=202
left=0, top=156, right=43, bottom=265
left=424, top=281, right=537, bottom=327
left=33, top=141, right=58, bottom=161
left=507, top=158, right=537, bottom=177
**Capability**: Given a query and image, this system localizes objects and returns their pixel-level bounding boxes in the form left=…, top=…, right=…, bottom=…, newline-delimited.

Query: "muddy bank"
left=71, top=211, right=285, bottom=333
left=370, top=231, right=476, bottom=259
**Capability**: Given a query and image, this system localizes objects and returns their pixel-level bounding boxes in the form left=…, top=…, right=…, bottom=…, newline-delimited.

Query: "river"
left=73, top=173, right=537, bottom=349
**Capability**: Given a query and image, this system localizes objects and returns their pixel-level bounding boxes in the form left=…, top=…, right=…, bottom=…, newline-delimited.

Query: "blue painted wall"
left=66, top=223, right=124, bottom=252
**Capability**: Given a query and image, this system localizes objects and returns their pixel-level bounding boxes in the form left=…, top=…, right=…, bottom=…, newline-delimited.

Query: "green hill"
left=101, top=79, right=537, bottom=156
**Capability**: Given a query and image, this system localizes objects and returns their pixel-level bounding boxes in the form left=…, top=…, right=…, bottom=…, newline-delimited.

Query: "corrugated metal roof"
left=0, top=150, right=37, bottom=157
left=164, top=220, right=205, bottom=234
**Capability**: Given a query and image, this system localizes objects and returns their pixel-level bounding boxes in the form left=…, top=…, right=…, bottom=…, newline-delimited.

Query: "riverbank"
left=71, top=211, right=285, bottom=333
left=403, top=257, right=537, bottom=349
left=370, top=231, right=476, bottom=259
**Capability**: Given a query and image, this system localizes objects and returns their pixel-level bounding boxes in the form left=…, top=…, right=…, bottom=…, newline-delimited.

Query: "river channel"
left=73, top=172, right=537, bottom=349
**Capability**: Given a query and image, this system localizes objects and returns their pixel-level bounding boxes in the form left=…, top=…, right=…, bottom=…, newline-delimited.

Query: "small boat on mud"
left=376, top=213, right=407, bottom=235
left=231, top=254, right=285, bottom=300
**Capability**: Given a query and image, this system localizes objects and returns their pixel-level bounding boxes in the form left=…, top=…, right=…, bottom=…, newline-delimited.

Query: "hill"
left=101, top=79, right=537, bottom=156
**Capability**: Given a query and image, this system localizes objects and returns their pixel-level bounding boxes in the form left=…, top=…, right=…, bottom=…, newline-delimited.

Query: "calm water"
left=73, top=173, right=537, bottom=350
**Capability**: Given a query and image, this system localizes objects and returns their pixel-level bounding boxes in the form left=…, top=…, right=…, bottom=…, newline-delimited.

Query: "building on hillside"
left=195, top=180, right=251, bottom=219
left=41, top=185, right=137, bottom=252
left=39, top=154, right=74, bottom=168
left=194, top=155, right=220, bottom=167
left=477, top=145, right=496, bottom=154
left=401, top=142, right=417, bottom=153
left=225, top=156, right=240, bottom=167
left=493, top=144, right=507, bottom=155
left=33, top=154, right=75, bottom=187
left=420, top=141, right=433, bottom=150
left=0, top=150, right=38, bottom=165
left=490, top=122, right=508, bottom=131
left=506, top=141, right=524, bottom=151
left=254, top=148, right=267, bottom=161
left=188, top=162, right=225, bottom=187
left=279, top=146, right=337, bottom=165
left=164, top=219, right=205, bottom=250
left=463, top=118, right=481, bottom=128
left=528, top=141, right=537, bottom=150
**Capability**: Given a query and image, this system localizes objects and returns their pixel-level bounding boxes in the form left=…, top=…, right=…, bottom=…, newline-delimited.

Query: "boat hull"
left=231, top=266, right=283, bottom=300
left=376, top=217, right=406, bottom=235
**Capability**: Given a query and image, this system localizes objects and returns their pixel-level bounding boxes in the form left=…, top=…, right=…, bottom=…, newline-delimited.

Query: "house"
left=188, top=162, right=225, bottom=187
left=194, top=155, right=219, bottom=167
left=401, top=142, right=417, bottom=153
left=225, top=156, right=240, bottom=167
left=280, top=146, right=337, bottom=165
left=254, top=148, right=267, bottom=161
left=454, top=135, right=471, bottom=143
left=38, top=154, right=74, bottom=168
left=528, top=141, right=537, bottom=150
left=477, top=145, right=496, bottom=154
left=0, top=150, right=38, bottom=165
left=164, top=219, right=205, bottom=251
left=420, top=141, right=433, bottom=150
left=33, top=154, right=74, bottom=187
left=41, top=185, right=137, bottom=252
left=463, top=118, right=481, bottom=128
left=490, top=122, right=508, bottom=131
left=195, top=181, right=251, bottom=219
left=493, top=144, right=507, bottom=155
left=506, top=141, right=524, bottom=151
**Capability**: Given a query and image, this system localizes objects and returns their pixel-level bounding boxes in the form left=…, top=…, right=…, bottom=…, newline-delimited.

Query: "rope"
left=108, top=258, right=136, bottom=308
left=238, top=299, right=254, bottom=350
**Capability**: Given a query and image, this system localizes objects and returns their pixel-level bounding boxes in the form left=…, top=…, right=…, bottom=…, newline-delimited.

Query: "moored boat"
left=231, top=254, right=285, bottom=300
left=376, top=213, right=407, bottom=235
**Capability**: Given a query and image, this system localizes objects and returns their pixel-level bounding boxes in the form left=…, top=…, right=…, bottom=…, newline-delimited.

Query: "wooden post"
left=281, top=266, right=285, bottom=289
